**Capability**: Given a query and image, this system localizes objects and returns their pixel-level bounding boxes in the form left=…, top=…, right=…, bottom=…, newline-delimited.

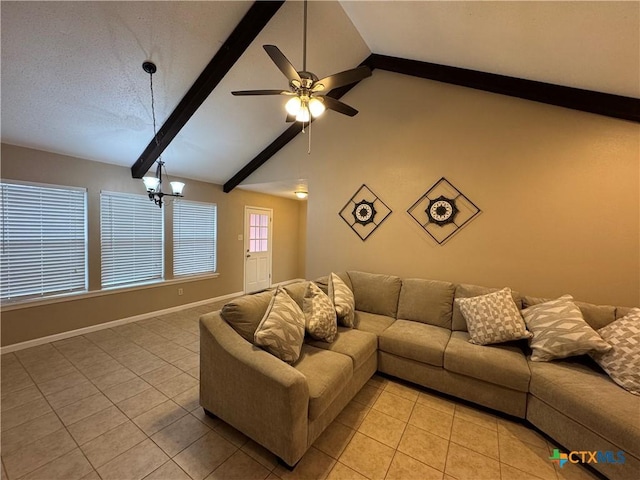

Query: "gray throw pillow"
left=590, top=308, right=640, bottom=395
left=220, top=290, right=273, bottom=343
left=254, top=287, right=305, bottom=364
left=455, top=287, right=531, bottom=345
left=522, top=295, right=611, bottom=362
left=303, top=282, right=337, bottom=342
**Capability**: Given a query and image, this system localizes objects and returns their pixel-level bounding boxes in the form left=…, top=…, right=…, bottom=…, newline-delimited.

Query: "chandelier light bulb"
left=143, top=176, right=160, bottom=192
left=285, top=96, right=302, bottom=115
left=308, top=97, right=325, bottom=118
left=170, top=182, right=185, bottom=196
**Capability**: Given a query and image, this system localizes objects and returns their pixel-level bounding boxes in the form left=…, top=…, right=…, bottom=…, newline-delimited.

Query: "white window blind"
left=173, top=200, right=217, bottom=276
left=0, top=181, right=87, bottom=302
left=100, top=191, right=163, bottom=288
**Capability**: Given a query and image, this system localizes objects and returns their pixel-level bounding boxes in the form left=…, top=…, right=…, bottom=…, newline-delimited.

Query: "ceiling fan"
left=232, top=0, right=371, bottom=123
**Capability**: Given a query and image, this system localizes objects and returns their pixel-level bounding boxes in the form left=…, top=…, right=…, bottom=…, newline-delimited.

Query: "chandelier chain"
left=149, top=72, right=161, bottom=156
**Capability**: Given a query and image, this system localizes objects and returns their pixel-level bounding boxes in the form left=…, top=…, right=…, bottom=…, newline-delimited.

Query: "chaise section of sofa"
left=199, top=283, right=377, bottom=467
left=200, top=312, right=310, bottom=466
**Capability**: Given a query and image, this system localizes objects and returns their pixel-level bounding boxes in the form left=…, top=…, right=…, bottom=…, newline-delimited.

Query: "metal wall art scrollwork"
left=407, top=177, right=481, bottom=245
left=339, top=184, right=392, bottom=241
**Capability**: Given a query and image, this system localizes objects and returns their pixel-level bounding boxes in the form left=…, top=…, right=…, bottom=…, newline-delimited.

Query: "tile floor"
left=1, top=301, right=602, bottom=480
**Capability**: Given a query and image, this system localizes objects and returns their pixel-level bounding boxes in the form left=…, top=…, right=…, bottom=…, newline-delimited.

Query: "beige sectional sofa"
left=199, top=271, right=639, bottom=479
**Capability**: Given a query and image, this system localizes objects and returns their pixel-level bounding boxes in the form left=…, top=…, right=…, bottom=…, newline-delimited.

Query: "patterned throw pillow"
left=590, top=308, right=640, bottom=395
left=328, top=272, right=355, bottom=327
left=521, top=295, right=611, bottom=362
left=303, top=282, right=338, bottom=342
left=455, top=287, right=532, bottom=345
left=254, top=287, right=305, bottom=364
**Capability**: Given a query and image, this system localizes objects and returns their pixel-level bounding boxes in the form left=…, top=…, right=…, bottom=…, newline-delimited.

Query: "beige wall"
left=269, top=70, right=639, bottom=307
left=0, top=144, right=304, bottom=346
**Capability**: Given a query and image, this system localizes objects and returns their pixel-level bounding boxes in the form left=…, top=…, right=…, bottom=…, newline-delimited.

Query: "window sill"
left=0, top=273, right=220, bottom=312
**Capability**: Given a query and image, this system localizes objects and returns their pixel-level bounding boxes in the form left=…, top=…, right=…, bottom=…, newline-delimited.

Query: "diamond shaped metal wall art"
left=407, top=177, right=481, bottom=245
left=339, top=184, right=392, bottom=241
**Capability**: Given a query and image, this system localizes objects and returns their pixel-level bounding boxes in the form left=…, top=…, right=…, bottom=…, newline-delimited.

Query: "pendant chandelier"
left=141, top=61, right=184, bottom=207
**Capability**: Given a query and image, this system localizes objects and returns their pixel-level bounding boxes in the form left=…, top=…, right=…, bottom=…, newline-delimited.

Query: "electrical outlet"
left=178, top=288, right=183, bottom=296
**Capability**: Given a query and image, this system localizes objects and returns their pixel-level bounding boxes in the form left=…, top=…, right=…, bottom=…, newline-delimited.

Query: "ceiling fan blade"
left=320, top=95, right=359, bottom=117
left=231, top=90, right=293, bottom=96
left=285, top=113, right=296, bottom=123
left=313, top=66, right=372, bottom=92
left=263, top=45, right=302, bottom=84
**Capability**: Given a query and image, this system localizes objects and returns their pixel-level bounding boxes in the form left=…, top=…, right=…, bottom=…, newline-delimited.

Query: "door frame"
left=243, top=206, right=273, bottom=293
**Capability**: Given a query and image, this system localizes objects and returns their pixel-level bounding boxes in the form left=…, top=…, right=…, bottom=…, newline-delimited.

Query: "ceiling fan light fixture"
left=308, top=97, right=325, bottom=117
left=285, top=96, right=302, bottom=115
left=230, top=0, right=371, bottom=130
left=296, top=104, right=311, bottom=122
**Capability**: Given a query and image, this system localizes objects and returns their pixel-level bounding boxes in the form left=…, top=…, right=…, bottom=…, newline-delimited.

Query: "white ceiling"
left=2, top=1, right=638, bottom=199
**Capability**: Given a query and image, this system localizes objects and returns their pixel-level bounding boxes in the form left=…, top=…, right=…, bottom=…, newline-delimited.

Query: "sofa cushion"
left=396, top=278, right=455, bottom=329
left=522, top=295, right=611, bottom=362
left=523, top=295, right=616, bottom=331
left=306, top=327, right=377, bottom=370
left=254, top=288, right=306, bottom=364
left=221, top=290, right=274, bottom=343
left=452, top=283, right=523, bottom=331
left=591, top=308, right=640, bottom=395
left=444, top=331, right=531, bottom=392
left=379, top=320, right=451, bottom=367
left=354, top=311, right=395, bottom=336
left=329, top=273, right=355, bottom=328
left=303, top=282, right=337, bottom=343
left=348, top=271, right=402, bottom=318
left=313, top=272, right=352, bottom=295
left=456, top=288, right=531, bottom=345
left=283, top=281, right=309, bottom=310
left=293, top=344, right=353, bottom=420
left=528, top=359, right=640, bottom=459
left=616, top=306, right=635, bottom=320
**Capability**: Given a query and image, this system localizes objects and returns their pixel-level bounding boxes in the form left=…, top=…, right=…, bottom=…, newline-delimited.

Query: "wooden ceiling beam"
left=369, top=54, right=640, bottom=123
left=131, top=1, right=285, bottom=179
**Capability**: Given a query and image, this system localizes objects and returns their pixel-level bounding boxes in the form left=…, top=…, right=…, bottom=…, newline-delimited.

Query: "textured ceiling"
left=2, top=1, right=638, bottom=199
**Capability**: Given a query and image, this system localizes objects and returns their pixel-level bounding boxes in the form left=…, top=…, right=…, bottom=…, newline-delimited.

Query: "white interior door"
left=244, top=207, right=272, bottom=293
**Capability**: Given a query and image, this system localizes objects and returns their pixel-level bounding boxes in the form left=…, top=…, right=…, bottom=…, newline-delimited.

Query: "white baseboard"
left=271, top=278, right=306, bottom=288
left=0, top=291, right=244, bottom=354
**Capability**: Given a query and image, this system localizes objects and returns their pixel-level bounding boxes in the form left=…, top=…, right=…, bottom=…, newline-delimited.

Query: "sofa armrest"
left=199, top=311, right=309, bottom=465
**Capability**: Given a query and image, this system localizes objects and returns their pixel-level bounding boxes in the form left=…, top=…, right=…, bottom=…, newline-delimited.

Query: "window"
left=173, top=199, right=217, bottom=276
left=0, top=181, right=87, bottom=303
left=100, top=191, right=163, bottom=288
left=248, top=212, right=269, bottom=253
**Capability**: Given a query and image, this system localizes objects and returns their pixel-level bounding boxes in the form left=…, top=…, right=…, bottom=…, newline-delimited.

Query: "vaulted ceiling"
left=2, top=1, right=638, bottom=198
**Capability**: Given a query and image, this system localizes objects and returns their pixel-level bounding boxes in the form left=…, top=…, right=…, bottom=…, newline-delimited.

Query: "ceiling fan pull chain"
left=308, top=119, right=311, bottom=155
